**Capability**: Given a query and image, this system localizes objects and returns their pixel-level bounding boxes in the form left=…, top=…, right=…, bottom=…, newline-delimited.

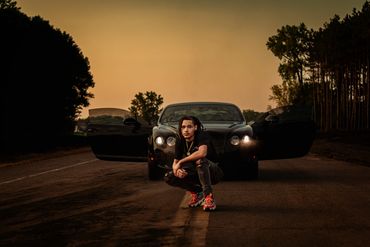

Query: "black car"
left=86, top=108, right=152, bottom=161
left=87, top=103, right=316, bottom=180
left=250, top=104, right=316, bottom=160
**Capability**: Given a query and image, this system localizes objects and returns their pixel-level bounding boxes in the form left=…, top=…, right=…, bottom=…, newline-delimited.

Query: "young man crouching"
left=164, top=116, right=217, bottom=211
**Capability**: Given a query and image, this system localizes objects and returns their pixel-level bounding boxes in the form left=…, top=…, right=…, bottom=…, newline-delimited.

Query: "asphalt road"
left=1, top=150, right=370, bottom=247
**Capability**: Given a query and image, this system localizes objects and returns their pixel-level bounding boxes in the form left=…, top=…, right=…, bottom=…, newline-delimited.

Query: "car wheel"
left=148, top=161, right=164, bottom=180
left=245, top=159, right=259, bottom=180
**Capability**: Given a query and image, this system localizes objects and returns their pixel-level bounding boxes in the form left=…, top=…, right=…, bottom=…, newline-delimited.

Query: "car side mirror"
left=265, top=115, right=279, bottom=123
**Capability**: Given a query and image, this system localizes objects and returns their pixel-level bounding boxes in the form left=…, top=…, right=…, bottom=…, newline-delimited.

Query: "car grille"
left=206, top=131, right=227, bottom=156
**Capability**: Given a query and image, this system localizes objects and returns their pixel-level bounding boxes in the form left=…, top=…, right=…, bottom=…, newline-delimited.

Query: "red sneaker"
left=188, top=191, right=204, bottom=207
left=203, top=193, right=216, bottom=211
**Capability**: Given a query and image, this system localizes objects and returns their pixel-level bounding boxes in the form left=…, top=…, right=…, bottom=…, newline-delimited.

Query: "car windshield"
left=159, top=104, right=244, bottom=125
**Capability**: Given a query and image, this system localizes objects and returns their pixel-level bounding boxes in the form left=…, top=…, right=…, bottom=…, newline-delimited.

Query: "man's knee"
left=196, top=158, right=208, bottom=168
left=195, top=159, right=202, bottom=166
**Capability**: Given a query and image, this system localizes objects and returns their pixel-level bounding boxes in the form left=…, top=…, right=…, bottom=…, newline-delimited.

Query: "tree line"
left=0, top=0, right=94, bottom=153
left=267, top=1, right=370, bottom=131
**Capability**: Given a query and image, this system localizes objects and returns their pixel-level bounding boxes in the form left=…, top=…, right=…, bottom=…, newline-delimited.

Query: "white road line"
left=0, top=159, right=98, bottom=186
left=161, top=193, right=210, bottom=246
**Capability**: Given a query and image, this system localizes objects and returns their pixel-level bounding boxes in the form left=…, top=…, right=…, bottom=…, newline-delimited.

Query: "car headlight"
left=155, top=136, right=165, bottom=145
left=166, top=136, right=176, bottom=146
left=230, top=135, right=240, bottom=146
left=242, top=135, right=251, bottom=143
left=230, top=135, right=251, bottom=145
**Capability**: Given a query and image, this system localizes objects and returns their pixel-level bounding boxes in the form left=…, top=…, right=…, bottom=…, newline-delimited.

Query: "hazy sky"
left=16, top=0, right=365, bottom=117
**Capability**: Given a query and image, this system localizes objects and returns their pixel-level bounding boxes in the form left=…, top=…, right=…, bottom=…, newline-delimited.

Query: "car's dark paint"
left=250, top=105, right=316, bottom=160
left=86, top=103, right=315, bottom=180
left=147, top=102, right=258, bottom=180
left=87, top=108, right=152, bottom=161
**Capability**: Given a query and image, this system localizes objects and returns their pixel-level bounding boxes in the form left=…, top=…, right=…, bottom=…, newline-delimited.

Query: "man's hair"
left=178, top=115, right=203, bottom=139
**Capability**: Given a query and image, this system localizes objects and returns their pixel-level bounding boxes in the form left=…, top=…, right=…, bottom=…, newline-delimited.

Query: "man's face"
left=181, top=119, right=197, bottom=141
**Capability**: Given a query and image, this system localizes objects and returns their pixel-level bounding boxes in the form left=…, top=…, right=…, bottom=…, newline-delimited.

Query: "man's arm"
left=172, top=158, right=188, bottom=178
left=172, top=145, right=207, bottom=178
left=178, top=144, right=207, bottom=165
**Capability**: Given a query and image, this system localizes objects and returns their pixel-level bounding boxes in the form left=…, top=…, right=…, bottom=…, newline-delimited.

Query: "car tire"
left=148, top=161, right=164, bottom=180
left=245, top=159, right=259, bottom=180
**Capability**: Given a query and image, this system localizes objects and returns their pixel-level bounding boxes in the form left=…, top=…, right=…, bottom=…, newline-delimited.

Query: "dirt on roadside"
left=0, top=146, right=92, bottom=168
left=310, top=130, right=370, bottom=167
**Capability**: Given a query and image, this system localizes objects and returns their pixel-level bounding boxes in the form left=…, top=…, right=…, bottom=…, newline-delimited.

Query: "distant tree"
left=266, top=23, right=313, bottom=106
left=129, top=91, right=164, bottom=124
left=0, top=0, right=94, bottom=152
left=0, top=0, right=19, bottom=10
left=242, top=109, right=263, bottom=123
left=269, top=81, right=297, bottom=107
left=309, top=1, right=370, bottom=131
left=267, top=1, right=370, bottom=131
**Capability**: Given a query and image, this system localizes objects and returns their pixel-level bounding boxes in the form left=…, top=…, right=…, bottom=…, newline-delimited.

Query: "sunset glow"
left=16, top=0, right=364, bottom=117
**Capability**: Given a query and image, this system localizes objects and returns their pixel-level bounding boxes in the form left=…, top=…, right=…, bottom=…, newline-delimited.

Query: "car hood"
left=203, top=122, right=252, bottom=138
left=203, top=122, right=244, bottom=130
left=162, top=122, right=250, bottom=134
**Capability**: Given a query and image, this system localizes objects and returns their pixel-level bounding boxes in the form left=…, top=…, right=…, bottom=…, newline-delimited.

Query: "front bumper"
left=148, top=148, right=175, bottom=170
left=149, top=144, right=257, bottom=170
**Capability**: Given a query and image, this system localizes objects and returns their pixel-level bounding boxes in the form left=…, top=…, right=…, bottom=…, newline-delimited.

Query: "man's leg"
left=196, top=159, right=216, bottom=211
left=196, top=159, right=213, bottom=196
left=164, top=170, right=202, bottom=193
left=164, top=170, right=204, bottom=207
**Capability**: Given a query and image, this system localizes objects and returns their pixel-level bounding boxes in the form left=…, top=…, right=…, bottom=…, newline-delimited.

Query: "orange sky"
left=16, top=0, right=365, bottom=117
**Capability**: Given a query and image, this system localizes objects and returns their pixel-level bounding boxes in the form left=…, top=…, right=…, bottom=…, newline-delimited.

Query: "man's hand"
left=173, top=160, right=187, bottom=178
left=172, top=160, right=180, bottom=173
left=177, top=168, right=188, bottom=178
